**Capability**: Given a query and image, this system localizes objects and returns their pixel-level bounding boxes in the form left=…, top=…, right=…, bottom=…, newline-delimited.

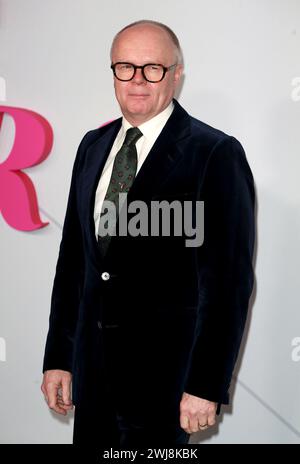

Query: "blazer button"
left=101, top=272, right=110, bottom=281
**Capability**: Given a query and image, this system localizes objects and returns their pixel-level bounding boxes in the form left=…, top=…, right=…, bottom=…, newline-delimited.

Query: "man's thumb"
left=62, top=377, right=72, bottom=405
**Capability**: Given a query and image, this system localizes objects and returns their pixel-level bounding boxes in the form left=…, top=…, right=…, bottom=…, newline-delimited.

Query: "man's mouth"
left=128, top=94, right=150, bottom=98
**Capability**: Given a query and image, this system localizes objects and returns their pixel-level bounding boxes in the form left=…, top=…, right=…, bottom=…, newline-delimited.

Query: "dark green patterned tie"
left=97, top=126, right=143, bottom=255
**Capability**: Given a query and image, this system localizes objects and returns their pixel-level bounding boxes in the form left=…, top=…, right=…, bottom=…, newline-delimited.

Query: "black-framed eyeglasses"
left=111, top=62, right=177, bottom=83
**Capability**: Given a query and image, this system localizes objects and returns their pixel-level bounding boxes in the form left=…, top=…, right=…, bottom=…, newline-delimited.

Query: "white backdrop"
left=0, top=0, right=299, bottom=444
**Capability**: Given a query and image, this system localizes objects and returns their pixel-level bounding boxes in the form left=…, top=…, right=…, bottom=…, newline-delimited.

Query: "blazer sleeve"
left=42, top=135, right=88, bottom=373
left=184, top=136, right=255, bottom=405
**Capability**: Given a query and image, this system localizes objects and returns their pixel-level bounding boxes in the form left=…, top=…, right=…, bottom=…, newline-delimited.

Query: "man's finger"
left=180, top=414, right=190, bottom=432
left=207, top=412, right=216, bottom=427
left=197, top=414, right=208, bottom=426
left=48, top=397, right=67, bottom=415
left=62, top=376, right=72, bottom=407
left=46, top=382, right=59, bottom=405
left=46, top=383, right=66, bottom=415
left=189, top=416, right=199, bottom=433
left=57, top=398, right=73, bottom=410
left=198, top=423, right=209, bottom=431
left=51, top=404, right=67, bottom=415
left=49, top=396, right=68, bottom=415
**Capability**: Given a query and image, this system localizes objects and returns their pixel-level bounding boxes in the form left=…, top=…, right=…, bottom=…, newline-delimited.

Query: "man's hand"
left=41, top=369, right=73, bottom=416
left=180, top=392, right=217, bottom=433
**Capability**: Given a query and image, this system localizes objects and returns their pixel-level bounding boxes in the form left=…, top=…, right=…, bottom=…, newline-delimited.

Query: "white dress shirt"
left=94, top=101, right=174, bottom=236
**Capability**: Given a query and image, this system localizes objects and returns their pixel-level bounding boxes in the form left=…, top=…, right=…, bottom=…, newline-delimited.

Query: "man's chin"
left=124, top=105, right=153, bottom=123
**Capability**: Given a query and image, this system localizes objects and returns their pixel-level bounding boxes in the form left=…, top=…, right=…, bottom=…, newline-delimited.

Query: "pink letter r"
left=0, top=106, right=53, bottom=231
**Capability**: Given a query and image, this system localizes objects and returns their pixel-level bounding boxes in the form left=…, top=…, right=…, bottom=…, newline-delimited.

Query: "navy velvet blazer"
left=43, top=99, right=255, bottom=422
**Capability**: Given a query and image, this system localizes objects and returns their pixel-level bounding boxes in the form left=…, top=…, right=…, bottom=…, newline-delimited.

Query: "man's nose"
left=132, top=68, right=146, bottom=84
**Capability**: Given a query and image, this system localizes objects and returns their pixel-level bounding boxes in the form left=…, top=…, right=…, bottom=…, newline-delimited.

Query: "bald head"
left=111, top=20, right=183, bottom=65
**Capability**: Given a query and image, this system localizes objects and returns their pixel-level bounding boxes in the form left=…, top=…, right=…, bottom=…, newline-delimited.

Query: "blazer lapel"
left=81, top=119, right=122, bottom=262
left=127, top=99, right=191, bottom=202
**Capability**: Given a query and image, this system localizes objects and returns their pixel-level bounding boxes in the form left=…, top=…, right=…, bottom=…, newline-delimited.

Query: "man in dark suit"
left=41, top=20, right=255, bottom=446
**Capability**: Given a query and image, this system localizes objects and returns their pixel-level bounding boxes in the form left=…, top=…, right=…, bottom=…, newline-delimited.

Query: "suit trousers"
left=73, top=325, right=190, bottom=447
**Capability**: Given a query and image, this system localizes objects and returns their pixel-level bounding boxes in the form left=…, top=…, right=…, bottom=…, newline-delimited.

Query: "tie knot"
left=123, top=127, right=143, bottom=147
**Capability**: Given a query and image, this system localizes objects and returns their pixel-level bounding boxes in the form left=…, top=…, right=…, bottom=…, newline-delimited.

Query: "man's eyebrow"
left=113, top=60, right=165, bottom=65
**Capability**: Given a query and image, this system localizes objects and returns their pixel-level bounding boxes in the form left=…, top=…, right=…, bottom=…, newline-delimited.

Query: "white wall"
left=0, top=0, right=299, bottom=444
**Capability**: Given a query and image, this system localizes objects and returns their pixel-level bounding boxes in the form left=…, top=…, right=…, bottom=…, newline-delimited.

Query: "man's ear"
left=174, top=64, right=184, bottom=84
